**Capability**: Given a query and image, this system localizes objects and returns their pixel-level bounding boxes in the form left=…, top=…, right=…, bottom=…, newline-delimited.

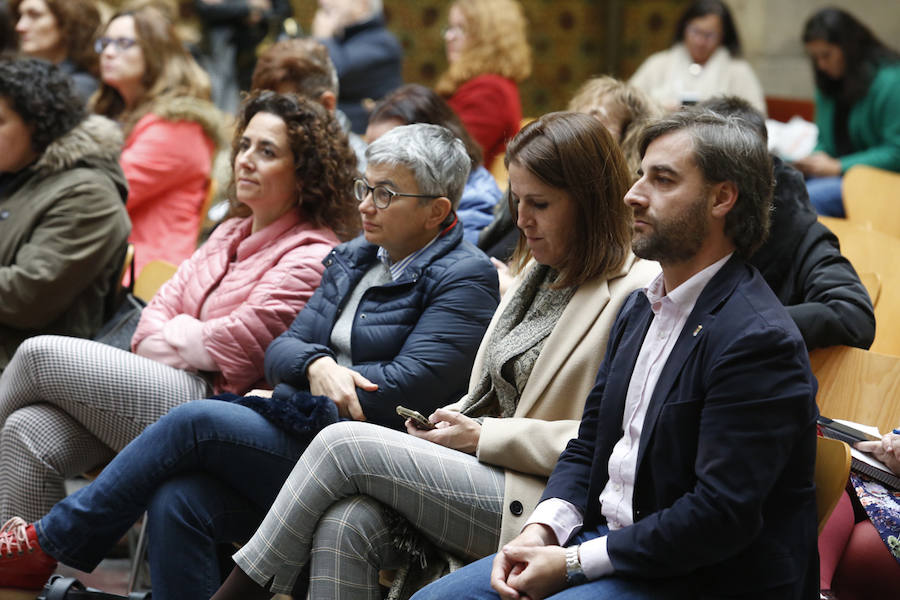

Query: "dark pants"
left=35, top=400, right=308, bottom=600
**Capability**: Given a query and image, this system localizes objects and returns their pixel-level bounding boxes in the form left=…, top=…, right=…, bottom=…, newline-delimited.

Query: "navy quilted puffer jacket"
left=264, top=222, right=500, bottom=428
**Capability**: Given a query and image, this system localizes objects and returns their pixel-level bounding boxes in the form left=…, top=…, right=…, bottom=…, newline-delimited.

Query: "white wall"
left=725, top=0, right=900, bottom=99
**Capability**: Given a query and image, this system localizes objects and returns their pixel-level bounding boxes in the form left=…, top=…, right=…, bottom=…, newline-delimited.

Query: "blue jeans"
left=806, top=176, right=845, bottom=217
left=34, top=400, right=310, bottom=600
left=411, top=528, right=691, bottom=600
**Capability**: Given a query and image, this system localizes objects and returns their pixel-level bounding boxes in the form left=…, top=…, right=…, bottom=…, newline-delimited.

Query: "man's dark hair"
left=639, top=109, right=773, bottom=257
left=802, top=7, right=900, bottom=104
left=0, top=57, right=85, bottom=153
left=674, top=0, right=742, bottom=57
left=698, top=95, right=767, bottom=144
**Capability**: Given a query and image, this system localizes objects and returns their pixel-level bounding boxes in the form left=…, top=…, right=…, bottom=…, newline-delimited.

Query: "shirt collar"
left=376, top=233, right=440, bottom=281
left=643, top=252, right=733, bottom=312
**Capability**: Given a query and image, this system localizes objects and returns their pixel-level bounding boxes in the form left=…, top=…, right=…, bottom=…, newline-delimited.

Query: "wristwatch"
left=565, top=544, right=588, bottom=585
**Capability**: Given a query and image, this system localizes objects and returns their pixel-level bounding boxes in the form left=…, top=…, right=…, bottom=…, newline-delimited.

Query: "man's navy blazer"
left=542, top=255, right=819, bottom=599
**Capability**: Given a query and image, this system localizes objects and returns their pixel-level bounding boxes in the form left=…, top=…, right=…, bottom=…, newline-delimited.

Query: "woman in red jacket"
left=0, top=91, right=359, bottom=526
left=92, top=4, right=222, bottom=276
left=437, top=0, right=531, bottom=167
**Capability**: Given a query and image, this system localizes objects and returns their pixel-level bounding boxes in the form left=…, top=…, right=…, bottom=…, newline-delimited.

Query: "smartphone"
left=396, top=405, right=435, bottom=430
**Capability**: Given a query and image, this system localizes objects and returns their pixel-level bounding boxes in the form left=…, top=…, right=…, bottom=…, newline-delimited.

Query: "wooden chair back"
left=809, top=345, right=900, bottom=435
left=815, top=436, right=851, bottom=534
left=857, top=271, right=882, bottom=307
left=843, top=165, right=900, bottom=238
left=819, top=217, right=900, bottom=356
left=133, top=260, right=178, bottom=303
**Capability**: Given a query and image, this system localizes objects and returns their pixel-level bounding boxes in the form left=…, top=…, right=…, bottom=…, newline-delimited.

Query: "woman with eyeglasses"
left=207, top=112, right=660, bottom=600
left=10, top=0, right=101, bottom=103
left=366, top=83, right=502, bottom=244
left=629, top=0, right=765, bottom=114
left=92, top=4, right=223, bottom=276
left=437, top=0, right=531, bottom=167
left=0, top=89, right=357, bottom=540
left=0, top=123, right=500, bottom=599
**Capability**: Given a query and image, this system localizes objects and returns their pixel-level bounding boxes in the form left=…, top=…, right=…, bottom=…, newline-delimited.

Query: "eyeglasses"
left=685, top=24, right=721, bottom=43
left=353, top=178, right=442, bottom=210
left=94, top=36, right=138, bottom=54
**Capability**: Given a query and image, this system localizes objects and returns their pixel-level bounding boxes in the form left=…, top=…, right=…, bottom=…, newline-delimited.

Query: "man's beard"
left=631, top=193, right=709, bottom=263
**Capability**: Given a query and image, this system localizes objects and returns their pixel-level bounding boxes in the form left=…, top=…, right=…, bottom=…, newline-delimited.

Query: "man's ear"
left=426, top=197, right=453, bottom=229
left=318, top=91, right=337, bottom=113
left=710, top=180, right=738, bottom=218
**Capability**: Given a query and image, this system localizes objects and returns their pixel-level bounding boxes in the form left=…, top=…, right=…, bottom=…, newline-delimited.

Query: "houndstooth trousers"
left=232, top=420, right=506, bottom=599
left=0, top=335, right=211, bottom=522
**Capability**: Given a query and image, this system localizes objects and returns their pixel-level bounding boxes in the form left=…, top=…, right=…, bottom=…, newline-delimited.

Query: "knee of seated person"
left=11, top=335, right=59, bottom=364
left=2, top=406, right=47, bottom=442
left=157, top=399, right=226, bottom=433
left=314, top=495, right=388, bottom=551
left=313, top=420, right=373, bottom=449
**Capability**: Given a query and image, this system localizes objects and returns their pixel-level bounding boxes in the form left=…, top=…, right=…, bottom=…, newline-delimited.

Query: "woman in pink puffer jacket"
left=0, top=92, right=360, bottom=522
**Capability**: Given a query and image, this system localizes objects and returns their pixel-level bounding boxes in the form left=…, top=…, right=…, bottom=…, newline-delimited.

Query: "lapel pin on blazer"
left=692, top=324, right=703, bottom=337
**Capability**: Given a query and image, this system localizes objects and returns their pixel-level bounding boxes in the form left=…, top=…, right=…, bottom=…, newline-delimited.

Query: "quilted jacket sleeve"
left=130, top=237, right=204, bottom=351
left=351, top=254, right=500, bottom=428
left=201, top=241, right=333, bottom=394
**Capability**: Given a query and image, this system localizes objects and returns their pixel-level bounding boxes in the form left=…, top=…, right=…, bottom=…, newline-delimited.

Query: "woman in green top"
left=796, top=7, right=900, bottom=217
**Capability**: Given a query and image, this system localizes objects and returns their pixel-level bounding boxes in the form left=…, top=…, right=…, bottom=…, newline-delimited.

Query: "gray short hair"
left=366, top=123, right=471, bottom=209
left=639, top=109, right=773, bottom=256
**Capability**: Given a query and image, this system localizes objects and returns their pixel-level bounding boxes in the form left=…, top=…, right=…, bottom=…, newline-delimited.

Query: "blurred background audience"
left=436, top=0, right=531, bottom=167
left=194, top=0, right=293, bottom=114
left=10, top=0, right=102, bottom=103
left=312, top=0, right=402, bottom=133
left=795, top=7, right=900, bottom=217
left=92, top=4, right=222, bottom=275
left=629, top=0, right=765, bottom=114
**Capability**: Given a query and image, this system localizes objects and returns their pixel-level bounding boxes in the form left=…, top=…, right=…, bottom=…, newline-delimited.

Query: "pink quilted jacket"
left=131, top=210, right=339, bottom=394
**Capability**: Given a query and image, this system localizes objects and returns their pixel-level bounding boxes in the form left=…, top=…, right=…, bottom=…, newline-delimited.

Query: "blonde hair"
left=435, top=0, right=531, bottom=96
left=568, top=76, right=661, bottom=178
left=91, top=4, right=210, bottom=136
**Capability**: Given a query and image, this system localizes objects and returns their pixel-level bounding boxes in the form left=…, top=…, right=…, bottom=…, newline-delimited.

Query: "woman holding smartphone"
left=210, top=112, right=660, bottom=599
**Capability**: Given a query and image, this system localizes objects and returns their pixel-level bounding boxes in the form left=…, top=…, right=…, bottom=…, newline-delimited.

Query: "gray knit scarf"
left=385, top=263, right=576, bottom=599
left=457, top=263, right=575, bottom=419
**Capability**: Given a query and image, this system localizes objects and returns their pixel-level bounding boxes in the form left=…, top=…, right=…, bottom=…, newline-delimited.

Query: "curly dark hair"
left=0, top=56, right=85, bottom=153
left=10, top=0, right=101, bottom=76
left=228, top=90, right=360, bottom=241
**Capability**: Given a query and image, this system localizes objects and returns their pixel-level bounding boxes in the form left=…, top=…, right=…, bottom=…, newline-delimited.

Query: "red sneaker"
left=0, top=517, right=57, bottom=590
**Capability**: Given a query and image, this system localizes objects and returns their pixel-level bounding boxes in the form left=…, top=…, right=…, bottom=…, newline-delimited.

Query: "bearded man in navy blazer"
left=412, top=110, right=819, bottom=600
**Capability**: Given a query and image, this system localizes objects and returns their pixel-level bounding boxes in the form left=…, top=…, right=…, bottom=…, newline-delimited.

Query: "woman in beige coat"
left=210, top=112, right=660, bottom=600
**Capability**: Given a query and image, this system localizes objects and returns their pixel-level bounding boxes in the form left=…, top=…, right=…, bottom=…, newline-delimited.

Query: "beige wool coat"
left=466, top=253, right=660, bottom=547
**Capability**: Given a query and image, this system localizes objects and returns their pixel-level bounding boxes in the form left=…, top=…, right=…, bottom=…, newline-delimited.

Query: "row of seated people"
left=3, top=0, right=898, bottom=285
left=1, top=98, right=894, bottom=599
left=0, top=18, right=879, bottom=375
left=0, top=54, right=896, bottom=599
left=0, top=8, right=894, bottom=600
